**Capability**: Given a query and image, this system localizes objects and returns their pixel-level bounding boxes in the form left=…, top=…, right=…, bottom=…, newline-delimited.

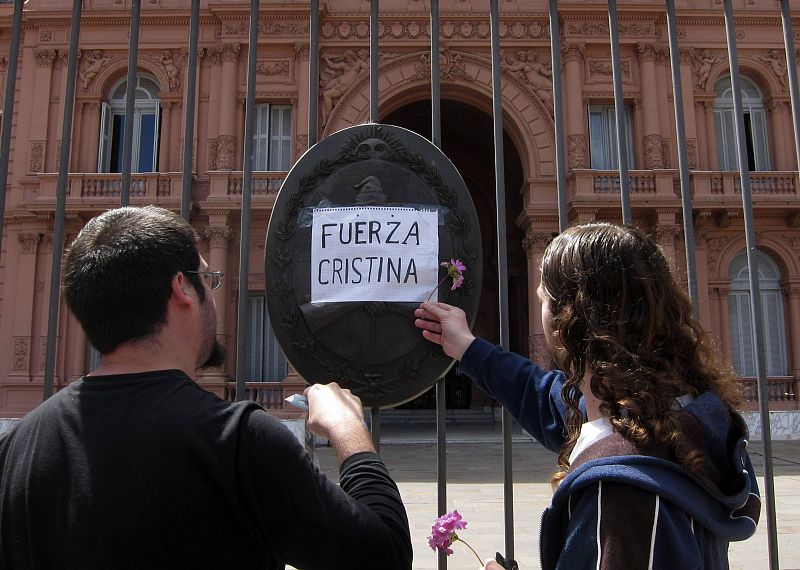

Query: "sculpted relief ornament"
left=414, top=48, right=473, bottom=82
left=79, top=50, right=111, bottom=92
left=693, top=50, right=722, bottom=89
left=319, top=49, right=370, bottom=125
left=502, top=50, right=553, bottom=112
left=759, top=50, right=788, bottom=89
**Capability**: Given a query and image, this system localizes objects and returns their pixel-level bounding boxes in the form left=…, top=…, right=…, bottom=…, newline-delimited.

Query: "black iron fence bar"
left=234, top=0, right=260, bottom=402
left=607, top=0, right=632, bottom=224
left=489, top=0, right=515, bottom=561
left=665, top=0, right=699, bottom=314
left=430, top=2, right=448, bottom=568
left=120, top=0, right=141, bottom=207
left=43, top=0, right=82, bottom=400
left=369, top=0, right=381, bottom=452
left=781, top=0, right=800, bottom=183
left=722, top=2, right=779, bottom=568
left=548, top=0, right=568, bottom=233
left=308, top=0, right=319, bottom=147
left=370, top=0, right=379, bottom=124
left=180, top=0, right=200, bottom=221
left=0, top=0, right=24, bottom=265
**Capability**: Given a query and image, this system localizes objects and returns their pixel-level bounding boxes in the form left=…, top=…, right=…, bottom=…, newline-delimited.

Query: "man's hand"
left=305, top=382, right=375, bottom=463
left=414, top=302, right=476, bottom=361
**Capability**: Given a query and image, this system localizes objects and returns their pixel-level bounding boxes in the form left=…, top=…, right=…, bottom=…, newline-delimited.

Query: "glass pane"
left=245, top=296, right=265, bottom=381
left=589, top=110, right=607, bottom=170
left=281, top=107, right=291, bottom=136
left=750, top=108, right=770, bottom=171
left=137, top=113, right=156, bottom=173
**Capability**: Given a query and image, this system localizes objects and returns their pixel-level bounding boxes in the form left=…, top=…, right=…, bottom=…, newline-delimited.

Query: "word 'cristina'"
left=317, top=257, right=418, bottom=285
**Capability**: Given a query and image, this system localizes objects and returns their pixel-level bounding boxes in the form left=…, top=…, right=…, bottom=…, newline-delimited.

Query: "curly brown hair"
left=539, top=223, right=740, bottom=489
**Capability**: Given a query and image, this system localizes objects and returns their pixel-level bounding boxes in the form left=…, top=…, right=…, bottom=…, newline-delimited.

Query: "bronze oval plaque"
left=265, top=124, right=482, bottom=408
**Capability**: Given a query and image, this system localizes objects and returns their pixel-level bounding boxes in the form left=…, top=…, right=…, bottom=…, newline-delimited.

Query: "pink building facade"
left=1, top=0, right=799, bottom=418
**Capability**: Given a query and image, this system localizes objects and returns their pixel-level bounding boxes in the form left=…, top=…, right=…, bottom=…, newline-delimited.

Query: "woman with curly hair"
left=415, top=222, right=760, bottom=570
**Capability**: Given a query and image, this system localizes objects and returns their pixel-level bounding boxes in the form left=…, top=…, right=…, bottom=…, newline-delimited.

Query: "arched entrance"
left=383, top=99, right=529, bottom=410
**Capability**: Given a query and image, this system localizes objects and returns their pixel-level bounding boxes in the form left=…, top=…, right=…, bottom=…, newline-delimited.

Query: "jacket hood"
left=555, top=392, right=760, bottom=542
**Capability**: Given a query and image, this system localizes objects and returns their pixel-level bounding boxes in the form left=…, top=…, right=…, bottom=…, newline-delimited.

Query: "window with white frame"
left=243, top=294, right=288, bottom=382
left=728, top=250, right=788, bottom=377
left=588, top=104, right=634, bottom=170
left=714, top=76, right=770, bottom=172
left=253, top=104, right=292, bottom=171
left=98, top=74, right=160, bottom=173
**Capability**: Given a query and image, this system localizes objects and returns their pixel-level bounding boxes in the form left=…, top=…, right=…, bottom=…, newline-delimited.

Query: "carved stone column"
left=637, top=44, right=663, bottom=169
left=562, top=43, right=587, bottom=169
left=694, top=102, right=708, bottom=170
left=522, top=228, right=553, bottom=365
left=34, top=234, right=55, bottom=382
left=295, top=42, right=310, bottom=152
left=786, top=285, right=800, bottom=379
left=679, top=48, right=698, bottom=169
left=87, top=102, right=102, bottom=172
left=204, top=225, right=232, bottom=340
left=217, top=44, right=240, bottom=170
left=10, top=232, right=41, bottom=379
left=30, top=50, right=57, bottom=173
left=768, top=102, right=789, bottom=171
left=693, top=229, right=713, bottom=332
left=654, top=223, right=680, bottom=271
left=716, top=286, right=732, bottom=364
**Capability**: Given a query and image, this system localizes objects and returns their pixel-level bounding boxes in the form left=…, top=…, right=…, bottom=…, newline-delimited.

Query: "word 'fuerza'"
left=320, top=220, right=421, bottom=248
left=317, top=257, right=418, bottom=285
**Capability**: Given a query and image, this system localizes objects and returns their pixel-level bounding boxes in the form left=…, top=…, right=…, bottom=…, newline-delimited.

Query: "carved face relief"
left=355, top=138, right=391, bottom=160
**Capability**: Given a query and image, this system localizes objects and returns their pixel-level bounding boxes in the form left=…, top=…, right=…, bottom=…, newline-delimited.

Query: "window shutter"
left=269, top=105, right=292, bottom=171
left=729, top=291, right=754, bottom=377
left=715, top=108, right=738, bottom=171
left=253, top=105, right=270, bottom=171
left=750, top=107, right=770, bottom=171
left=762, top=291, right=788, bottom=376
left=264, top=317, right=288, bottom=382
left=589, top=107, right=608, bottom=170
left=98, top=102, right=112, bottom=172
left=245, top=295, right=265, bottom=381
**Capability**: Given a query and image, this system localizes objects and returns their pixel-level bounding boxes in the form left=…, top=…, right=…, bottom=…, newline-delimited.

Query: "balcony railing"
left=739, top=376, right=799, bottom=411
left=207, top=171, right=287, bottom=199
left=33, top=172, right=183, bottom=203
left=224, top=381, right=286, bottom=410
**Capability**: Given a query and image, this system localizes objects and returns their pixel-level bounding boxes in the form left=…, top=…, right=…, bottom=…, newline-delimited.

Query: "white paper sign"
left=310, top=207, right=439, bottom=302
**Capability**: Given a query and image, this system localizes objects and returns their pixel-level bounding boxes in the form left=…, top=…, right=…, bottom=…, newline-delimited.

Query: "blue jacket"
left=459, top=338, right=761, bottom=570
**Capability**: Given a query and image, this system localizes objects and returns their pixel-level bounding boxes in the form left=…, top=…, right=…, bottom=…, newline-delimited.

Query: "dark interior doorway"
left=383, top=99, right=529, bottom=409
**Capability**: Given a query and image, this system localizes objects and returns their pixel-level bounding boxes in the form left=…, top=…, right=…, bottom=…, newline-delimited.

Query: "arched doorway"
left=383, top=99, right=528, bottom=410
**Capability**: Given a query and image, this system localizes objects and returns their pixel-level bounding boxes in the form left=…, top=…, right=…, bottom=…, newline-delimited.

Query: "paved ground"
left=310, top=423, right=800, bottom=570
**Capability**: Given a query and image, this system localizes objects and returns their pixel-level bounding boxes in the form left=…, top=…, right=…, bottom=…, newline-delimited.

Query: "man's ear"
left=169, top=272, right=194, bottom=308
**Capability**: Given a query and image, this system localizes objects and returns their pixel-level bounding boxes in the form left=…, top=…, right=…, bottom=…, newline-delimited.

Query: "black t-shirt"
left=0, top=370, right=411, bottom=569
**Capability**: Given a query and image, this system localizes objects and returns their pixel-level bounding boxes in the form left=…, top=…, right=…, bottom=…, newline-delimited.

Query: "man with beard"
left=0, top=206, right=411, bottom=570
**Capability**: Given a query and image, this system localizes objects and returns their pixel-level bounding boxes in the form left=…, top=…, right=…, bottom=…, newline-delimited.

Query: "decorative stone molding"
left=219, top=43, right=241, bottom=64
left=414, top=48, right=474, bottom=83
left=17, top=233, right=41, bottom=253
left=661, top=139, right=672, bottom=169
left=654, top=224, right=681, bottom=247
left=79, top=49, right=112, bottom=92
left=215, top=135, right=236, bottom=170
left=566, top=21, right=654, bottom=37
left=221, top=21, right=309, bottom=38
left=13, top=336, right=30, bottom=372
left=636, top=43, right=659, bottom=63
left=586, top=59, right=633, bottom=83
left=561, top=42, right=585, bottom=63
left=693, top=50, right=722, bottom=89
left=320, top=49, right=370, bottom=126
left=522, top=230, right=551, bottom=258
left=567, top=134, right=588, bottom=169
left=39, top=29, right=53, bottom=42
left=295, top=134, right=308, bottom=159
left=706, top=236, right=728, bottom=271
left=205, top=226, right=232, bottom=248
left=501, top=49, right=553, bottom=112
left=294, top=42, right=310, bottom=61
left=143, top=49, right=183, bottom=91
left=686, top=139, right=698, bottom=170
left=315, top=18, right=548, bottom=41
left=207, top=139, right=218, bottom=170
left=759, top=49, right=788, bottom=90
left=786, top=287, right=800, bottom=299
left=679, top=47, right=696, bottom=65
left=643, top=134, right=664, bottom=169
left=39, top=234, right=54, bottom=255
left=34, top=49, right=58, bottom=68
left=256, top=60, right=290, bottom=79
left=28, top=142, right=44, bottom=173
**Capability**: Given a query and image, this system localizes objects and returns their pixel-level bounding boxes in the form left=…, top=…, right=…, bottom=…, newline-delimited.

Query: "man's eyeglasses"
left=185, top=270, right=224, bottom=291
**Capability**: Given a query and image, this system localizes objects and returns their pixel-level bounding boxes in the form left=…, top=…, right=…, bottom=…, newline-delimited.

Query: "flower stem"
left=456, top=537, right=484, bottom=567
left=426, top=275, right=449, bottom=302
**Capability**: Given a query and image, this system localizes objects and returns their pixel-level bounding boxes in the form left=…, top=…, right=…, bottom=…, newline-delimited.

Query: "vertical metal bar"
left=722, top=3, right=779, bottom=568
left=607, top=0, right=632, bottom=224
left=549, top=0, right=568, bottom=233
left=180, top=0, right=200, bottom=221
left=489, top=0, right=514, bottom=561
left=235, top=0, right=260, bottom=401
left=43, top=0, right=82, bottom=400
left=665, top=0, right=699, bottom=313
left=781, top=0, right=800, bottom=176
left=309, top=0, right=319, bottom=147
left=369, top=0, right=378, bottom=123
left=0, top=0, right=24, bottom=261
left=430, top=4, right=447, bottom=569
left=120, top=0, right=142, bottom=206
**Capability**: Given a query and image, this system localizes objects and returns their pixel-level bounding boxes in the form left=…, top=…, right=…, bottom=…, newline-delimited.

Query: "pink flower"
left=427, top=259, right=467, bottom=301
left=427, top=510, right=467, bottom=555
left=450, top=258, right=467, bottom=273
left=427, top=510, right=484, bottom=564
left=451, top=274, right=464, bottom=291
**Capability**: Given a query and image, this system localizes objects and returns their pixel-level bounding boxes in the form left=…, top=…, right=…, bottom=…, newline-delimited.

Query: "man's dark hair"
left=63, top=206, right=204, bottom=354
